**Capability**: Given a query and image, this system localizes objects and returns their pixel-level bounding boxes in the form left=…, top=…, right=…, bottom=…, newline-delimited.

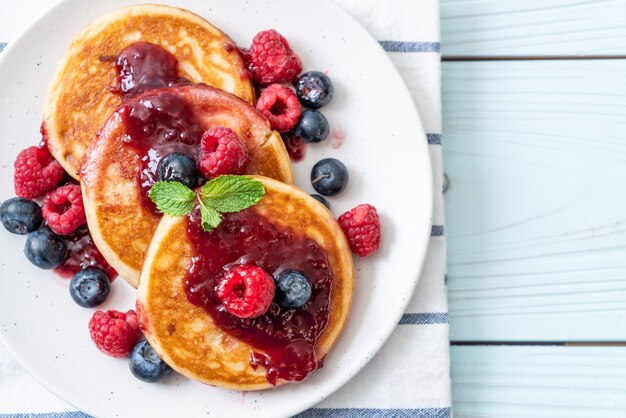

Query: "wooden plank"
left=441, top=0, right=626, bottom=57
left=452, top=346, right=626, bottom=417
left=443, top=59, right=626, bottom=341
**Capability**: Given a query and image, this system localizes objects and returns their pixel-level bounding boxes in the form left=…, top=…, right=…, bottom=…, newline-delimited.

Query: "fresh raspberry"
left=256, top=84, right=301, bottom=132
left=42, top=185, right=86, bottom=235
left=14, top=146, right=65, bottom=199
left=216, top=265, right=276, bottom=318
left=88, top=310, right=140, bottom=358
left=247, top=29, right=302, bottom=86
left=199, top=127, right=249, bottom=179
left=338, top=204, right=381, bottom=257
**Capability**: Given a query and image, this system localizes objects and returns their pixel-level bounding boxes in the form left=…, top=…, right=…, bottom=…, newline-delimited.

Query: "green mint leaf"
left=200, top=175, right=265, bottom=213
left=148, top=181, right=196, bottom=216
left=199, top=199, right=222, bottom=232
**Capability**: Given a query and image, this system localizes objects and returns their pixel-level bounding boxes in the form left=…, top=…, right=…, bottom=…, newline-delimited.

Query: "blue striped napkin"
left=0, top=0, right=449, bottom=416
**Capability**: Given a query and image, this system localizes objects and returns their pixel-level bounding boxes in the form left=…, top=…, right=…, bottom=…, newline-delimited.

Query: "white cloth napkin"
left=0, top=0, right=450, bottom=416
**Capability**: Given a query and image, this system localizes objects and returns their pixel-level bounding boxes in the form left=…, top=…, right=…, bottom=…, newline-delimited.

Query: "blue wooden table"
left=441, top=1, right=626, bottom=416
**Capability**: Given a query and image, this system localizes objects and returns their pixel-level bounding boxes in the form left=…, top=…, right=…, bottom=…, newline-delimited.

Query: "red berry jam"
left=282, top=132, right=306, bottom=162
left=54, top=226, right=117, bottom=280
left=113, top=42, right=189, bottom=97
left=110, top=42, right=204, bottom=212
left=184, top=209, right=333, bottom=385
left=117, top=92, right=203, bottom=212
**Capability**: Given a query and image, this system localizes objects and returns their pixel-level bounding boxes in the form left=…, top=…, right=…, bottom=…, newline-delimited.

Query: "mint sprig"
left=148, top=175, right=265, bottom=232
left=148, top=182, right=196, bottom=215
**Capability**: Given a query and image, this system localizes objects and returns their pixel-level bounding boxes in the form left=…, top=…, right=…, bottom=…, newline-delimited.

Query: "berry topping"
left=0, top=197, right=43, bottom=235
left=274, top=269, right=312, bottom=308
left=256, top=84, right=301, bottom=132
left=310, top=194, right=330, bottom=209
left=216, top=265, right=276, bottom=318
left=157, top=152, right=198, bottom=189
left=69, top=268, right=111, bottom=308
left=294, top=110, right=330, bottom=143
left=89, top=310, right=140, bottom=358
left=294, top=71, right=334, bottom=109
left=311, top=158, right=349, bottom=196
left=281, top=131, right=307, bottom=162
left=14, top=146, right=65, bottom=199
left=42, top=185, right=86, bottom=235
left=338, top=204, right=381, bottom=257
left=199, top=127, right=249, bottom=179
left=24, top=227, right=67, bottom=269
left=129, top=340, right=172, bottom=383
left=247, top=29, right=302, bottom=85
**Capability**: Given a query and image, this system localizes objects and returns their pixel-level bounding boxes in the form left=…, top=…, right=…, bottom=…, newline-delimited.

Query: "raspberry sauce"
left=54, top=226, right=117, bottom=280
left=282, top=132, right=307, bottom=162
left=117, top=92, right=203, bottom=211
left=111, top=42, right=203, bottom=212
left=113, top=42, right=189, bottom=97
left=184, top=209, right=333, bottom=385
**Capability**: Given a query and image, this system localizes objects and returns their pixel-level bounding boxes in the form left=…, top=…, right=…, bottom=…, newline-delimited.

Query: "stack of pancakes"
left=44, top=5, right=353, bottom=389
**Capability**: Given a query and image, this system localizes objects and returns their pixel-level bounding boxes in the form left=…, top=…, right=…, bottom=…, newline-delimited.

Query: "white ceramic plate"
left=0, top=0, right=433, bottom=416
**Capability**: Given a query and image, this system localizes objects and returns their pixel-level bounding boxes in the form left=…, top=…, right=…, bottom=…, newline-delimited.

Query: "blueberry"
left=24, top=227, right=66, bottom=269
left=274, top=269, right=313, bottom=308
left=310, top=158, right=349, bottom=196
left=157, top=153, right=198, bottom=188
left=0, top=197, right=43, bottom=235
left=294, top=71, right=334, bottom=109
left=310, top=194, right=330, bottom=209
left=294, top=110, right=330, bottom=143
left=69, top=268, right=110, bottom=308
left=129, top=340, right=172, bottom=383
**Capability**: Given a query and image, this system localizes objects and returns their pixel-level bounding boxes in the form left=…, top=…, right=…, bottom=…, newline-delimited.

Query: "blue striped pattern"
left=399, top=313, right=448, bottom=325
left=0, top=42, right=6, bottom=53
left=431, top=225, right=444, bottom=236
left=296, top=408, right=451, bottom=418
left=0, top=414, right=91, bottom=418
left=426, top=133, right=441, bottom=145
left=379, top=41, right=440, bottom=53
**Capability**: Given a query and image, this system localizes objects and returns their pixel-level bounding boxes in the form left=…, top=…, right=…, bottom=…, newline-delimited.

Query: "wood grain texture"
left=452, top=346, right=626, bottom=417
left=441, top=0, right=626, bottom=57
left=443, top=59, right=626, bottom=341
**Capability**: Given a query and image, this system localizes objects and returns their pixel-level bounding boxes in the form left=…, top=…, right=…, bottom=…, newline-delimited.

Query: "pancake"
left=79, top=84, right=293, bottom=288
left=136, top=176, right=354, bottom=390
left=43, top=4, right=254, bottom=178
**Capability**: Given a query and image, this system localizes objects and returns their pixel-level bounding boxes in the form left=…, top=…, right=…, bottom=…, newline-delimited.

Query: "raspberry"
left=216, top=265, right=276, bottom=318
left=256, top=84, right=301, bottom=132
left=14, top=146, right=65, bottom=199
left=247, top=29, right=302, bottom=86
left=199, top=127, right=249, bottom=179
left=42, top=185, right=86, bottom=235
left=88, top=310, right=140, bottom=358
left=338, top=204, right=381, bottom=257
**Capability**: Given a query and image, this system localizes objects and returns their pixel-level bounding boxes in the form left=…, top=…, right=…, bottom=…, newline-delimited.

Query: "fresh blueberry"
left=294, top=110, right=330, bottom=143
left=310, top=158, right=349, bottom=196
left=294, top=71, right=334, bottom=109
left=0, top=197, right=43, bottom=235
left=310, top=194, right=330, bottom=209
left=24, top=227, right=67, bottom=269
left=157, top=152, right=198, bottom=188
left=274, top=269, right=313, bottom=308
left=129, top=340, right=172, bottom=383
left=69, top=268, right=110, bottom=308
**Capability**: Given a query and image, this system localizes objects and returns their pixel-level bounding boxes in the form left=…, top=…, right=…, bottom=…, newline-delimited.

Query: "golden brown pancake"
left=80, top=84, right=293, bottom=288
left=44, top=4, right=254, bottom=178
left=136, top=176, right=354, bottom=390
